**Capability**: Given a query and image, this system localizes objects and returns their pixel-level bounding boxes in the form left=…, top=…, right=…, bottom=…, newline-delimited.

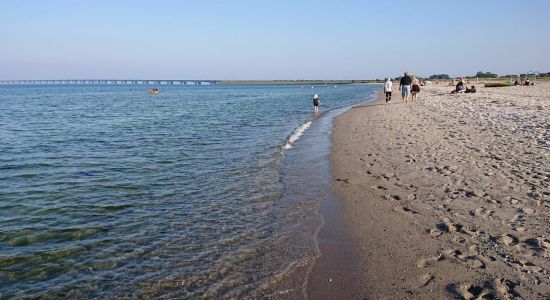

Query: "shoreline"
left=330, top=84, right=549, bottom=298
left=304, top=101, right=380, bottom=299
left=301, top=89, right=382, bottom=298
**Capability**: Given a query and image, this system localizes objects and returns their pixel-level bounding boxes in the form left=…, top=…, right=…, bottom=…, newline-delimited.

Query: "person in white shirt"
left=384, top=78, right=393, bottom=103
left=411, top=76, right=420, bottom=101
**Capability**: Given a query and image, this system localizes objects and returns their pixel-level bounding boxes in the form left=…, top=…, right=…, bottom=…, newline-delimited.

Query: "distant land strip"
left=218, top=80, right=381, bottom=85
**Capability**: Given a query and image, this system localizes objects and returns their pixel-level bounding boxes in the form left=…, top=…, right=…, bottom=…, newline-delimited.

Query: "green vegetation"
left=472, top=71, right=550, bottom=79
left=429, top=74, right=450, bottom=80
left=521, top=72, right=550, bottom=77
left=474, top=71, right=498, bottom=78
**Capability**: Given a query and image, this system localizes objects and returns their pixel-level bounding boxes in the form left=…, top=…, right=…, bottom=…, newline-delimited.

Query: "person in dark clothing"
left=399, top=72, right=412, bottom=102
left=313, top=94, right=320, bottom=114
left=455, top=77, right=467, bottom=93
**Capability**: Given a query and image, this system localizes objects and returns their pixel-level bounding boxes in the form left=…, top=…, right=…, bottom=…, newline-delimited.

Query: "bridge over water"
left=0, top=79, right=219, bottom=85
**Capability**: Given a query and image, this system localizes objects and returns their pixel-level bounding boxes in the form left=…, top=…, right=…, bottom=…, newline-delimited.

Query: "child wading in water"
left=313, top=94, right=320, bottom=114
left=384, top=78, right=392, bottom=103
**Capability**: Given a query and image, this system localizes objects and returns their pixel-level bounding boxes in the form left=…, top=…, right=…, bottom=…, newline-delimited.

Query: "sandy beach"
left=330, top=83, right=549, bottom=299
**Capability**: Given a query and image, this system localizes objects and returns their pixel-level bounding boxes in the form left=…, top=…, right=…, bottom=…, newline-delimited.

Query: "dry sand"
left=330, top=82, right=549, bottom=299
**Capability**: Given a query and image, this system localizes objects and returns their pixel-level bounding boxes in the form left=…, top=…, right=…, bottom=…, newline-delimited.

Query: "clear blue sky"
left=2, top=0, right=549, bottom=80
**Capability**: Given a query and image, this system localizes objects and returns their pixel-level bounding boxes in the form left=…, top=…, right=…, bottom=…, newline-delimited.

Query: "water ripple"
left=0, top=84, right=378, bottom=298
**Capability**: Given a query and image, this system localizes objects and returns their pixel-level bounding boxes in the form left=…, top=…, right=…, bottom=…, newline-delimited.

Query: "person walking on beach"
left=384, top=78, right=392, bottom=103
left=399, top=72, right=412, bottom=103
left=411, top=76, right=420, bottom=101
left=313, top=94, right=320, bottom=114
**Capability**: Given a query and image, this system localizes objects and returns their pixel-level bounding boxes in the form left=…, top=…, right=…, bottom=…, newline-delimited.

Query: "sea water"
left=0, top=83, right=378, bottom=298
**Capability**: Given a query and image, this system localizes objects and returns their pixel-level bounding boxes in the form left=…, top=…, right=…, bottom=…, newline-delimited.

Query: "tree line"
left=427, top=71, right=550, bottom=80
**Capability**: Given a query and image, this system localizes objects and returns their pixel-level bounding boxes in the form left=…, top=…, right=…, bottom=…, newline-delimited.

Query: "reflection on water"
left=0, top=84, right=378, bottom=298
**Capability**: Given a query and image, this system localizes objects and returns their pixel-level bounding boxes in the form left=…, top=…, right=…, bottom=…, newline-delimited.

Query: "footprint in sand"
left=520, top=207, right=536, bottom=215
left=382, top=172, right=395, bottom=180
left=448, top=278, right=519, bottom=300
left=370, top=185, right=387, bottom=191
left=417, top=273, right=435, bottom=288
left=469, top=207, right=493, bottom=218
left=395, top=206, right=420, bottom=215
left=435, top=221, right=465, bottom=234
left=383, top=194, right=401, bottom=201
left=427, top=228, right=443, bottom=238
left=446, top=249, right=486, bottom=269
left=493, top=234, right=518, bottom=246
left=416, top=253, right=444, bottom=268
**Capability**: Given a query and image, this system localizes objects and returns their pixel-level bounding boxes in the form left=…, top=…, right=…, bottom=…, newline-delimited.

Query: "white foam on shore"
left=283, top=121, right=312, bottom=150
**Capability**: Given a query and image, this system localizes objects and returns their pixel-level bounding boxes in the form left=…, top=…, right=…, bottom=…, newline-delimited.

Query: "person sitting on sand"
left=384, top=78, right=392, bottom=103
left=524, top=79, right=531, bottom=86
left=514, top=79, right=521, bottom=86
left=313, top=94, right=320, bottom=114
left=455, top=77, right=467, bottom=93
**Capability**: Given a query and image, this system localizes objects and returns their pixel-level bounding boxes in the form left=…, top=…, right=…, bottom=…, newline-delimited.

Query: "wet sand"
left=306, top=190, right=362, bottom=299
left=303, top=107, right=364, bottom=300
left=330, top=83, right=549, bottom=299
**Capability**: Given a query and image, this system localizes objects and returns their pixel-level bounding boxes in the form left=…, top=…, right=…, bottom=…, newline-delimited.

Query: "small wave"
left=283, top=121, right=311, bottom=150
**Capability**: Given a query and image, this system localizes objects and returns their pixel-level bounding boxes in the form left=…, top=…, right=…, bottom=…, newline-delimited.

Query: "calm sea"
left=0, top=83, right=378, bottom=298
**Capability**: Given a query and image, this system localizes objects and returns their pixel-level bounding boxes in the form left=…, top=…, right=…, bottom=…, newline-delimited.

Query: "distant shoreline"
left=0, top=79, right=382, bottom=85
left=2, top=78, right=549, bottom=86
left=218, top=80, right=381, bottom=85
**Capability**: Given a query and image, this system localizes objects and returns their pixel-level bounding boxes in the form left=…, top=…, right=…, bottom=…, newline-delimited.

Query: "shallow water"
left=0, top=83, right=378, bottom=298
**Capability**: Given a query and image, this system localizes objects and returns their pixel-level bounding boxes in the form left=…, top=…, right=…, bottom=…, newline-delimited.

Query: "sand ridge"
left=331, top=83, right=549, bottom=299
